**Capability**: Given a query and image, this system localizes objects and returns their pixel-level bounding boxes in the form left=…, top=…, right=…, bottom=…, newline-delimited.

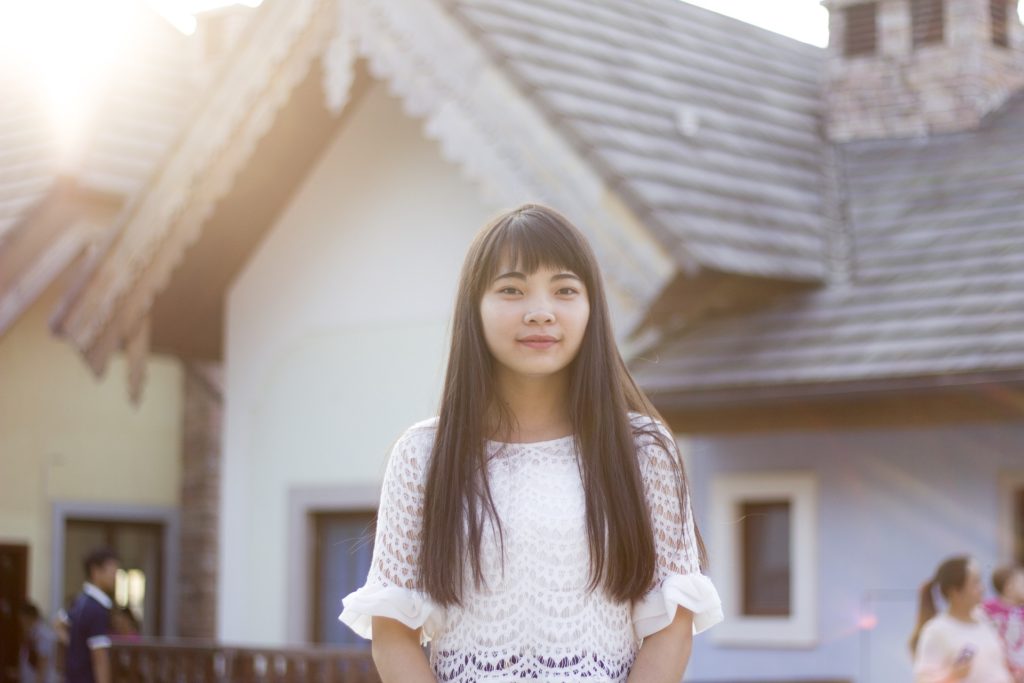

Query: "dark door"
left=0, top=544, right=28, bottom=683
left=313, top=511, right=375, bottom=646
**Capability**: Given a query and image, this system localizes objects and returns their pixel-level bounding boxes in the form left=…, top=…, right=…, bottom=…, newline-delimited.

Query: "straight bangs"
left=472, top=206, right=595, bottom=300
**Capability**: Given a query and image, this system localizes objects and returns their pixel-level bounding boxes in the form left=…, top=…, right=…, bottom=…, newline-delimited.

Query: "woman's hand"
left=627, top=606, right=695, bottom=683
left=950, top=658, right=972, bottom=680
left=370, top=616, right=436, bottom=683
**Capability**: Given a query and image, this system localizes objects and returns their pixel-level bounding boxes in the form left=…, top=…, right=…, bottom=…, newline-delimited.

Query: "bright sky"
left=0, top=0, right=259, bottom=164
left=689, top=0, right=831, bottom=46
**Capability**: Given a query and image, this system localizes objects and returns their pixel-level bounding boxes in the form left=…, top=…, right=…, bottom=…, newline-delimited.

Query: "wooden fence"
left=108, top=639, right=851, bottom=683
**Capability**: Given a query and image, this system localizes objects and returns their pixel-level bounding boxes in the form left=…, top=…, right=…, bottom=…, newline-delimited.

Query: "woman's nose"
left=523, top=309, right=555, bottom=324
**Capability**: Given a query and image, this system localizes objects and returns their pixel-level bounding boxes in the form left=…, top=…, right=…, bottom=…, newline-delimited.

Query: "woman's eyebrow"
left=492, top=271, right=582, bottom=283
left=493, top=271, right=527, bottom=282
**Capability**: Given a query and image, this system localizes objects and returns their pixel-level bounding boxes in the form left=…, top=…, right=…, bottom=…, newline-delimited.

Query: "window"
left=844, top=3, right=878, bottom=57
left=992, top=0, right=1012, bottom=47
left=63, top=519, right=164, bottom=636
left=311, top=511, right=376, bottom=646
left=710, top=472, right=818, bottom=647
left=912, top=0, right=945, bottom=48
left=741, top=501, right=792, bottom=617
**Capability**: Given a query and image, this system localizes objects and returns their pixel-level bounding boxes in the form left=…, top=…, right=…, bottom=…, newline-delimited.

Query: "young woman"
left=340, top=204, right=722, bottom=682
left=910, top=555, right=1013, bottom=683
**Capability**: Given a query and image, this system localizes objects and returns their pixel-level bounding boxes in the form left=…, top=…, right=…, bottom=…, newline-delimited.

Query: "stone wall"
left=825, top=0, right=1024, bottom=140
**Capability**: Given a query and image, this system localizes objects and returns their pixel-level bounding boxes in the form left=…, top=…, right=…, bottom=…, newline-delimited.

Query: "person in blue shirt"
left=65, top=548, right=120, bottom=683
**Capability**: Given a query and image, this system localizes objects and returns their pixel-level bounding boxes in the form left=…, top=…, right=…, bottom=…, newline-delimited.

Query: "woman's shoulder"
left=627, top=411, right=675, bottom=447
left=402, top=416, right=440, bottom=440
left=921, top=613, right=990, bottom=638
left=390, top=417, right=439, bottom=457
left=917, top=613, right=955, bottom=646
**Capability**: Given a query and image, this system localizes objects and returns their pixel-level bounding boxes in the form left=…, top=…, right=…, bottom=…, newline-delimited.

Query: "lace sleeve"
left=631, top=415, right=723, bottom=639
left=338, top=422, right=443, bottom=643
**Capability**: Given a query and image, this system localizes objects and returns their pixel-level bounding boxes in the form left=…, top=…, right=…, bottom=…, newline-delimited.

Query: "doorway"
left=0, top=544, right=28, bottom=683
left=62, top=520, right=164, bottom=636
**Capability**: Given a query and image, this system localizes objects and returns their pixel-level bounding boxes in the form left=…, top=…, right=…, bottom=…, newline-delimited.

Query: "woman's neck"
left=491, top=369, right=572, bottom=441
left=947, top=602, right=977, bottom=623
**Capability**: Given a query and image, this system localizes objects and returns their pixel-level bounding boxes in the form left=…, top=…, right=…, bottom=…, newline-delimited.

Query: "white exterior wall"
left=220, top=80, right=493, bottom=644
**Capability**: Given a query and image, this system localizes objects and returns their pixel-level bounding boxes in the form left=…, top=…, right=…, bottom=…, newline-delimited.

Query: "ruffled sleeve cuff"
left=338, top=584, right=444, bottom=644
left=632, top=573, right=724, bottom=639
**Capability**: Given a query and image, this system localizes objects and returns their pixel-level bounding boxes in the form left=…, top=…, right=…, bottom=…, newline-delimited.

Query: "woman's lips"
left=518, top=336, right=558, bottom=349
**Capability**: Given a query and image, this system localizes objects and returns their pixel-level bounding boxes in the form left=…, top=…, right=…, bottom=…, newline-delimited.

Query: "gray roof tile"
left=634, top=93, right=1024, bottom=400
left=449, top=0, right=832, bottom=281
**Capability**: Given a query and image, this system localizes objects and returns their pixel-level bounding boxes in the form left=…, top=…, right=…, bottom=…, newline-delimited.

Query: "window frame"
left=286, top=484, right=380, bottom=644
left=710, top=471, right=818, bottom=648
left=50, top=502, right=178, bottom=637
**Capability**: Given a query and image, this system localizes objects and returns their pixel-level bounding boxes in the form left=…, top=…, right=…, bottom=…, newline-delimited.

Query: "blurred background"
left=1, top=0, right=1023, bottom=681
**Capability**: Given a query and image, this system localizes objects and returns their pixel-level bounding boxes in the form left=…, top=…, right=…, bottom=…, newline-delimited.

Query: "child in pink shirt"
left=982, top=565, right=1024, bottom=682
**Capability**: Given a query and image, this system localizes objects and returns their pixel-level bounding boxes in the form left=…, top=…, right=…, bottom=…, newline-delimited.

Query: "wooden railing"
left=108, top=639, right=853, bottom=683
left=109, top=639, right=379, bottom=683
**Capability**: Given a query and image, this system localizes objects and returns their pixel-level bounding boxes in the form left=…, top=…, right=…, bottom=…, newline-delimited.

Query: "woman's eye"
left=557, top=287, right=580, bottom=296
left=498, top=287, right=522, bottom=295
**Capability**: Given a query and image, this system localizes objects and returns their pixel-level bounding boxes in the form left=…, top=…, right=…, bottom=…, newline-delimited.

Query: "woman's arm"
left=91, top=647, right=112, bottom=683
left=627, top=606, right=694, bottom=683
left=370, top=616, right=435, bottom=683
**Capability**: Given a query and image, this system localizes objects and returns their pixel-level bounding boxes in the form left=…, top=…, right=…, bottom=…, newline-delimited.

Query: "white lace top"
left=339, top=414, right=723, bottom=682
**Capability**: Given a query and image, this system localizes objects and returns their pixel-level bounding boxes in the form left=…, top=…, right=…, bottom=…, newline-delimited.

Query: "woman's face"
left=479, top=262, right=590, bottom=382
left=951, top=561, right=984, bottom=608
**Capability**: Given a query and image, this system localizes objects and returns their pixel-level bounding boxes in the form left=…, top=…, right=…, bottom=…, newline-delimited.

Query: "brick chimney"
left=825, top=0, right=1024, bottom=141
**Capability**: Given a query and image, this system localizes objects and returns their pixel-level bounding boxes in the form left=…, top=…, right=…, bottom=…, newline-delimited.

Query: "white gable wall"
left=221, top=79, right=493, bottom=644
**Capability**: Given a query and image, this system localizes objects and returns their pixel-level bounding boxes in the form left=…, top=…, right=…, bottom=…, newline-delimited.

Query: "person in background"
left=110, top=605, right=141, bottom=641
left=66, top=547, right=120, bottom=683
left=910, top=555, right=1013, bottom=683
left=982, top=564, right=1024, bottom=682
left=18, top=602, right=59, bottom=683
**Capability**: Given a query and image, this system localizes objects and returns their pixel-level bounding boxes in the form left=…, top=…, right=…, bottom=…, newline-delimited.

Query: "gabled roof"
left=449, top=0, right=832, bottom=281
left=633, top=92, right=1024, bottom=406
left=9, top=0, right=1020, bottom=407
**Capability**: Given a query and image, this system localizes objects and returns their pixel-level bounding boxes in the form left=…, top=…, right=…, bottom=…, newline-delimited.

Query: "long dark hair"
left=418, top=203, right=705, bottom=607
left=909, top=555, right=970, bottom=654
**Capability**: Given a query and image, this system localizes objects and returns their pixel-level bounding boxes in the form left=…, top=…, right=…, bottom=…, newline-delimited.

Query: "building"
left=2, top=0, right=1022, bottom=680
